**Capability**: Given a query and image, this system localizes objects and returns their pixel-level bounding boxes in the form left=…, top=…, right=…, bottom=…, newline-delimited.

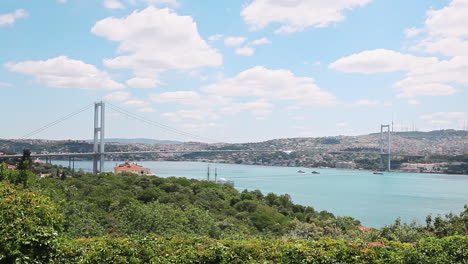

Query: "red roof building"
left=114, top=162, right=152, bottom=175
left=7, top=165, right=16, bottom=170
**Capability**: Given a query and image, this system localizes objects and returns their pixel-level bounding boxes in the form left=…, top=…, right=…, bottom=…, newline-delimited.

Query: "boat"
left=311, top=171, right=320, bottom=174
left=373, top=172, right=384, bottom=175
left=297, top=170, right=306, bottom=173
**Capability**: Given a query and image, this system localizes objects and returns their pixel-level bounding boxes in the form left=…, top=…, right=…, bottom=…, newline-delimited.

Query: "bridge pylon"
left=93, top=101, right=105, bottom=174
left=379, top=124, right=391, bottom=172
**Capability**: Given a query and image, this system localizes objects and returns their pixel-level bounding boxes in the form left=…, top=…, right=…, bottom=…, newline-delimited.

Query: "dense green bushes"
left=55, top=235, right=467, bottom=264
left=0, top=183, right=63, bottom=263
left=1, top=164, right=467, bottom=263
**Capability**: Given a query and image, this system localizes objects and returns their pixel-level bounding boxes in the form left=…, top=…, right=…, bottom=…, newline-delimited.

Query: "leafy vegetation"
left=0, top=159, right=467, bottom=263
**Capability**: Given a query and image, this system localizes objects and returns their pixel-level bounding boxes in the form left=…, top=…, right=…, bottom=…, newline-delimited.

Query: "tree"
left=18, top=149, right=32, bottom=171
left=0, top=182, right=63, bottom=263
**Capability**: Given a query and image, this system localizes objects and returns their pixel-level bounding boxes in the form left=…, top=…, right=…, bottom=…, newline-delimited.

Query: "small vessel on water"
left=297, top=170, right=306, bottom=173
left=114, top=162, right=154, bottom=176
left=311, top=171, right=320, bottom=174
left=373, top=172, right=384, bottom=175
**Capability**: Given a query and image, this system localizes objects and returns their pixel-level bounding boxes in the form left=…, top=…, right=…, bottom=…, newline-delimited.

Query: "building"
left=400, top=163, right=437, bottom=173
left=7, top=165, right=16, bottom=170
left=336, top=161, right=356, bottom=170
left=114, top=162, right=153, bottom=175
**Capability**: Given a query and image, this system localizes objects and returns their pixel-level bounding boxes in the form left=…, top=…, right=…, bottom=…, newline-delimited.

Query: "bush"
left=0, top=182, right=63, bottom=263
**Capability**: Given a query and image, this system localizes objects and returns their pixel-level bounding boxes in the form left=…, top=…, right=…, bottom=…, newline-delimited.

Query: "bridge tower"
left=93, top=101, right=105, bottom=174
left=379, top=124, right=391, bottom=171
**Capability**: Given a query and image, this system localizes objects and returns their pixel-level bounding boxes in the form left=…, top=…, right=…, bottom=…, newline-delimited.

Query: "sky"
left=0, top=0, right=467, bottom=143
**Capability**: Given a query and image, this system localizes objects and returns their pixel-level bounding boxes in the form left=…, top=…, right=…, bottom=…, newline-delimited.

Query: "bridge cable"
left=19, top=104, right=94, bottom=140
left=107, top=103, right=222, bottom=143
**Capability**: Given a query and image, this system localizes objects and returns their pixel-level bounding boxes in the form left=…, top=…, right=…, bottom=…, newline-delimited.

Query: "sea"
left=52, top=160, right=468, bottom=228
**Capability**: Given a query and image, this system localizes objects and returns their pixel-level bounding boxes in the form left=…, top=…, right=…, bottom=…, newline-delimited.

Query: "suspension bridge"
left=0, top=102, right=418, bottom=174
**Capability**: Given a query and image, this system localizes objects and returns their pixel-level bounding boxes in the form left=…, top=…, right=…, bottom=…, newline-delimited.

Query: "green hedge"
left=55, top=235, right=467, bottom=264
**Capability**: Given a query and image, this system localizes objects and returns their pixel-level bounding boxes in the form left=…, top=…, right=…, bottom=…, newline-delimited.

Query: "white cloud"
left=143, top=0, right=178, bottom=7
left=126, top=77, right=159, bottom=88
left=405, top=27, right=424, bottom=38
left=123, top=99, right=148, bottom=108
left=236, top=46, right=255, bottom=56
left=202, top=66, right=337, bottom=106
left=224, top=36, right=247, bottom=46
left=0, top=82, right=11, bottom=87
left=0, top=9, right=28, bottom=27
left=329, top=49, right=438, bottom=74
left=91, top=7, right=222, bottom=88
left=104, top=0, right=125, bottom=9
left=105, top=91, right=132, bottom=101
left=251, top=37, right=271, bottom=45
left=5, top=56, right=125, bottom=90
left=420, top=112, right=466, bottom=120
left=330, top=49, right=464, bottom=98
left=241, top=0, right=373, bottom=33
left=410, top=0, right=468, bottom=57
left=208, top=34, right=224, bottom=42
left=151, top=91, right=201, bottom=104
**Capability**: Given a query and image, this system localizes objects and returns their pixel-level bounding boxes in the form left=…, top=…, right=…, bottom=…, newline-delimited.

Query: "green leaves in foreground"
left=58, top=235, right=468, bottom=264
left=0, top=182, right=63, bottom=263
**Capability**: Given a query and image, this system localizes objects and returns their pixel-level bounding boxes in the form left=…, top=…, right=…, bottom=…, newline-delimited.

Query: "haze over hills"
left=0, top=130, right=467, bottom=156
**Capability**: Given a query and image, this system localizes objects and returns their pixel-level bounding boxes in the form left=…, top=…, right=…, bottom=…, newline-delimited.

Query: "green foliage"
left=54, top=235, right=468, bottom=264
left=0, top=182, right=63, bottom=263
left=1, top=166, right=467, bottom=263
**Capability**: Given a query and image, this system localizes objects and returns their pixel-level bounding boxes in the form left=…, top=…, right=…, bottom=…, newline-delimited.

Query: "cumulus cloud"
left=251, top=37, right=271, bottom=45
left=330, top=0, right=468, bottom=99
left=224, top=36, right=247, bottom=46
left=104, top=0, right=125, bottom=9
left=126, top=77, right=160, bottom=88
left=330, top=49, right=463, bottom=98
left=236, top=46, right=255, bottom=56
left=91, top=7, right=222, bottom=88
left=411, top=0, right=468, bottom=57
left=202, top=66, right=337, bottom=106
left=0, top=9, right=28, bottom=26
left=241, top=0, right=373, bottom=33
left=105, top=91, right=132, bottom=101
left=5, top=56, right=125, bottom=90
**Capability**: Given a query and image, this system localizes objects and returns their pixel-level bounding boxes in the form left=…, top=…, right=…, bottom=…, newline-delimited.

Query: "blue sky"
left=1, top=0, right=467, bottom=143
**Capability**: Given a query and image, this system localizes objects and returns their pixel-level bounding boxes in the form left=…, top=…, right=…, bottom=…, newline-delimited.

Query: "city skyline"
left=1, top=0, right=467, bottom=143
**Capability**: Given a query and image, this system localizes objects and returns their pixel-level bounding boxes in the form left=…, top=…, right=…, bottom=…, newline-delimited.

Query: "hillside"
left=1, top=130, right=467, bottom=156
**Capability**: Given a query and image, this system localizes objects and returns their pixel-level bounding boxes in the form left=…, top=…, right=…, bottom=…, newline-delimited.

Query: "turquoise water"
left=53, top=160, right=468, bottom=228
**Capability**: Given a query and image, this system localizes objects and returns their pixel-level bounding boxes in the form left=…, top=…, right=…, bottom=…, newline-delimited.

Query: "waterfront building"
left=114, top=162, right=153, bottom=175
left=400, top=163, right=438, bottom=173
